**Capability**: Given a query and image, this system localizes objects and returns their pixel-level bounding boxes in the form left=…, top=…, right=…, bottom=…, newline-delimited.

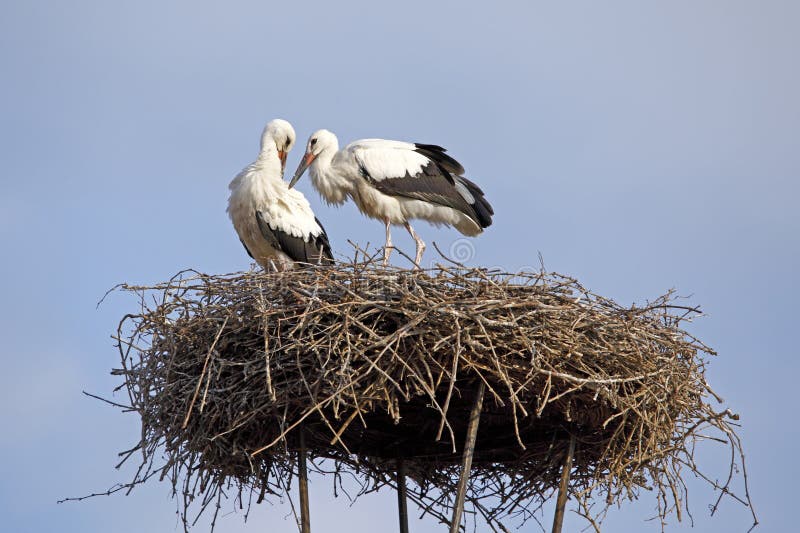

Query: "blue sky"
left=0, top=1, right=796, bottom=531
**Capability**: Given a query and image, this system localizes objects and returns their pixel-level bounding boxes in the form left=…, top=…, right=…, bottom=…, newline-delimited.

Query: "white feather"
left=348, top=140, right=429, bottom=182
left=228, top=120, right=325, bottom=269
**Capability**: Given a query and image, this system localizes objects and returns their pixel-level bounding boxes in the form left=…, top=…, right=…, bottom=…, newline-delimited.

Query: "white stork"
left=289, top=130, right=493, bottom=266
left=227, top=119, right=333, bottom=269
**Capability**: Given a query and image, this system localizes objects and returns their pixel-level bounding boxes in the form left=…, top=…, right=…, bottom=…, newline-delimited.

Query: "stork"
left=289, top=130, right=493, bottom=267
left=227, top=119, right=333, bottom=269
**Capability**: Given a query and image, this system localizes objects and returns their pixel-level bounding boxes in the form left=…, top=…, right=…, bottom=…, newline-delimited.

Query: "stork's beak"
left=278, top=150, right=288, bottom=176
left=289, top=152, right=316, bottom=188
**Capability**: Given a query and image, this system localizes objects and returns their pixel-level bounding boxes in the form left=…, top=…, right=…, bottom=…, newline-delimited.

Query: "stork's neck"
left=253, top=145, right=281, bottom=175
left=240, top=146, right=281, bottom=187
left=257, top=141, right=278, bottom=161
left=309, top=146, right=351, bottom=205
left=314, top=145, right=336, bottom=171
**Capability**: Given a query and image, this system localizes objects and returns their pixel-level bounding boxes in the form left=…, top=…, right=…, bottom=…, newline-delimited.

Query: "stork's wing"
left=350, top=140, right=493, bottom=228
left=255, top=210, right=334, bottom=265
left=312, top=217, right=335, bottom=263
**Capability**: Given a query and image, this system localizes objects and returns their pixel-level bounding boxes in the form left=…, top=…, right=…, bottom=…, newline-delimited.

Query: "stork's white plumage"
left=289, top=130, right=493, bottom=266
left=227, top=119, right=333, bottom=269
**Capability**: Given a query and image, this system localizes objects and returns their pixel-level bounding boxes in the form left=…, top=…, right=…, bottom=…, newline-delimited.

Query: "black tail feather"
left=312, top=216, right=335, bottom=264
left=458, top=177, right=493, bottom=228
left=412, top=143, right=492, bottom=229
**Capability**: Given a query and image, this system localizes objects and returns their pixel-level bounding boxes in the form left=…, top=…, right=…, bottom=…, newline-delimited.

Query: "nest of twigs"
left=107, top=255, right=754, bottom=531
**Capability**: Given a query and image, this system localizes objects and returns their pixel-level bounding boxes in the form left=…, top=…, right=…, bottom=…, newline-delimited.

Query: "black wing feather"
left=364, top=146, right=493, bottom=229
left=239, top=238, right=255, bottom=259
left=312, top=216, right=335, bottom=262
left=413, top=143, right=466, bottom=175
left=370, top=169, right=472, bottom=216
left=255, top=210, right=334, bottom=265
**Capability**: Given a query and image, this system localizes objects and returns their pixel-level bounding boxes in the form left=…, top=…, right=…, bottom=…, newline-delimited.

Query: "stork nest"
left=105, top=255, right=754, bottom=531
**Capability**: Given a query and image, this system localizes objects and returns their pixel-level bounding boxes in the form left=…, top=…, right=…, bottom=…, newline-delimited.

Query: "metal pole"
left=397, top=458, right=409, bottom=533
left=449, top=382, right=485, bottom=533
left=551, top=433, right=576, bottom=533
left=298, top=429, right=311, bottom=533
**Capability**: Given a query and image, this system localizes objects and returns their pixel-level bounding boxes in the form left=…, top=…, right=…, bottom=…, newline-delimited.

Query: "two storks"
left=227, top=119, right=493, bottom=269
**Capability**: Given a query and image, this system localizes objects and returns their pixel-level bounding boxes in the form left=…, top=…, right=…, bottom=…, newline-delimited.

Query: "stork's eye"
left=310, top=138, right=317, bottom=147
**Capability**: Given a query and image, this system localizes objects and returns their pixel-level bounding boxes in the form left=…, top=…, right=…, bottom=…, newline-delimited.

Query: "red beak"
left=289, top=152, right=316, bottom=188
left=278, top=150, right=288, bottom=175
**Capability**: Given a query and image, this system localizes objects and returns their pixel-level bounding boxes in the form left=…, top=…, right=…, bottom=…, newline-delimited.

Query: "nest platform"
left=110, top=258, right=753, bottom=531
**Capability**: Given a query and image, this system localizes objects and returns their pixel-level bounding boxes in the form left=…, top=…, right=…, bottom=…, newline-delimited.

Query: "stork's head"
left=261, top=119, right=296, bottom=174
left=289, top=129, right=338, bottom=188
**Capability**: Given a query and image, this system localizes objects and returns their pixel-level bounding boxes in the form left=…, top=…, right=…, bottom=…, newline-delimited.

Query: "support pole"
left=449, top=381, right=485, bottom=533
left=298, top=429, right=311, bottom=533
left=397, top=458, right=409, bottom=533
left=551, top=433, right=576, bottom=533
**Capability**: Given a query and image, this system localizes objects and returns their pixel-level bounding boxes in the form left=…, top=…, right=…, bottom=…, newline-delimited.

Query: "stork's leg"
left=383, top=220, right=393, bottom=266
left=404, top=221, right=426, bottom=268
